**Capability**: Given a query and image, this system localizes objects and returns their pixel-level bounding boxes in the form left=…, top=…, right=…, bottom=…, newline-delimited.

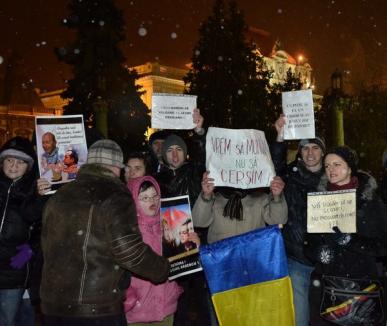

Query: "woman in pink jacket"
left=125, top=175, right=183, bottom=325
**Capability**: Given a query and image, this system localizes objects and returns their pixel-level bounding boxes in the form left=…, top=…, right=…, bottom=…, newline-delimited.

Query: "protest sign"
left=151, top=93, right=197, bottom=129
left=282, top=89, right=315, bottom=140
left=307, top=189, right=356, bottom=233
left=205, top=127, right=275, bottom=189
left=35, top=115, right=88, bottom=188
left=161, top=195, right=202, bottom=280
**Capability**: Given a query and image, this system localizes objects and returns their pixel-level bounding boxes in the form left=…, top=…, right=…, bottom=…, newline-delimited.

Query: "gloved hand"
left=10, top=244, right=33, bottom=269
left=331, top=226, right=352, bottom=246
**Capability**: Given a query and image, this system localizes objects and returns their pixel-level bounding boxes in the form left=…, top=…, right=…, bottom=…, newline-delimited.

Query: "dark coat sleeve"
left=270, top=141, right=288, bottom=178
left=104, top=193, right=170, bottom=284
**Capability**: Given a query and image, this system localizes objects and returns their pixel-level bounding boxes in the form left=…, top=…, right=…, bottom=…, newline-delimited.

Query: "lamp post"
left=330, top=68, right=348, bottom=146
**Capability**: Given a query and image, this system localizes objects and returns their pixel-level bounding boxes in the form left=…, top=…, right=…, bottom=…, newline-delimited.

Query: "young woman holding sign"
left=305, top=146, right=387, bottom=326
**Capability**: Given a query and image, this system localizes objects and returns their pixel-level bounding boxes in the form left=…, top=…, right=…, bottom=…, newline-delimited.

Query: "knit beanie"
left=87, top=139, right=124, bottom=169
left=299, top=136, right=326, bottom=153
left=325, top=146, right=358, bottom=174
left=0, top=136, right=35, bottom=170
left=162, top=134, right=187, bottom=162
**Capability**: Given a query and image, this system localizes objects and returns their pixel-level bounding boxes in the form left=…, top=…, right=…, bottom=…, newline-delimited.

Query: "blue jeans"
left=0, top=288, right=24, bottom=326
left=288, top=258, right=313, bottom=326
left=16, top=298, right=35, bottom=326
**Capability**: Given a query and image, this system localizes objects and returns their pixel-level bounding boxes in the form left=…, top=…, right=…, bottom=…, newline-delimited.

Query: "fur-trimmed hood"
left=317, top=170, right=378, bottom=203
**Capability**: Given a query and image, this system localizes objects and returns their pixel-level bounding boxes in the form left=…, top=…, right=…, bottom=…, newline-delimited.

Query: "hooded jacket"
left=124, top=176, right=182, bottom=322
left=0, top=137, right=42, bottom=289
left=304, top=171, right=387, bottom=278
left=40, top=164, right=170, bottom=317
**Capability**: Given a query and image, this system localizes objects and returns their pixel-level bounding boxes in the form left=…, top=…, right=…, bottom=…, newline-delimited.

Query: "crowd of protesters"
left=0, top=108, right=386, bottom=326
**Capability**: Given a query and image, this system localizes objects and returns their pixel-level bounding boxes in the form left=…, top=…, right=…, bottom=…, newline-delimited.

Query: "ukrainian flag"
left=200, top=225, right=295, bottom=326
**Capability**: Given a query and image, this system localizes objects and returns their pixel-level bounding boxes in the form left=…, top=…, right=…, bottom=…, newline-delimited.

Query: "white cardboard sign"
left=282, top=89, right=315, bottom=140
left=151, top=93, right=197, bottom=129
left=307, top=190, right=357, bottom=233
left=205, top=127, right=275, bottom=189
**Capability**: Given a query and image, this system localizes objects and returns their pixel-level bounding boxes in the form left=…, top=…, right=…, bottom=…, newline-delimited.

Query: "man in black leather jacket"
left=270, top=115, right=325, bottom=326
left=40, top=140, right=170, bottom=326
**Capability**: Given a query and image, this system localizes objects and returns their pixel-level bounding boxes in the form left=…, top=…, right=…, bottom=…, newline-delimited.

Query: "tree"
left=184, top=0, right=272, bottom=130
left=57, top=0, right=149, bottom=147
left=344, top=86, right=387, bottom=178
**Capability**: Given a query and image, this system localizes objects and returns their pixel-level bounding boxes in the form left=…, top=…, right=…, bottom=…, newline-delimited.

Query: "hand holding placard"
left=201, top=171, right=215, bottom=200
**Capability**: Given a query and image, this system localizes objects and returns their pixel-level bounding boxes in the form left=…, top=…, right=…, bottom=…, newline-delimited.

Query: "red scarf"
left=327, top=176, right=359, bottom=191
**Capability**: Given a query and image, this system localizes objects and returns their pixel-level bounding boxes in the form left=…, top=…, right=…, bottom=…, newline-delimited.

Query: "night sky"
left=1, top=0, right=387, bottom=93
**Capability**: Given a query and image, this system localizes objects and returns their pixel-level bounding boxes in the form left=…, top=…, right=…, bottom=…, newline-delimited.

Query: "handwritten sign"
left=282, top=89, right=315, bottom=140
left=307, top=190, right=356, bottom=233
left=206, top=127, right=275, bottom=189
left=151, top=93, right=197, bottom=129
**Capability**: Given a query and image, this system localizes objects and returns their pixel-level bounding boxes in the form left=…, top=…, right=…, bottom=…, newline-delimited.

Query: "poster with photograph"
left=307, top=189, right=357, bottom=233
left=282, top=89, right=315, bottom=140
left=161, top=195, right=202, bottom=280
left=206, top=127, right=275, bottom=189
left=35, top=115, right=88, bottom=188
left=151, top=93, right=197, bottom=129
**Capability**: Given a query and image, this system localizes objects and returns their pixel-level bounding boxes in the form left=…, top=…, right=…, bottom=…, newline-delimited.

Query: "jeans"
left=288, top=258, right=313, bottom=326
left=0, top=288, right=24, bottom=326
left=16, top=298, right=35, bottom=326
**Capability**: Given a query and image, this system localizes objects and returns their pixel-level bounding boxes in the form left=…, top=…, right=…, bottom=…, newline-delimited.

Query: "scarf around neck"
left=327, top=176, right=359, bottom=191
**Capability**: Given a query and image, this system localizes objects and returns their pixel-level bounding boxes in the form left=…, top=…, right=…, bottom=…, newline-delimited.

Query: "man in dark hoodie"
left=270, top=114, right=326, bottom=326
left=40, top=140, right=170, bottom=326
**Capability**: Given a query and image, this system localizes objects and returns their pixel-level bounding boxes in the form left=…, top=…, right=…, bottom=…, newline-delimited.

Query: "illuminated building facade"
left=0, top=31, right=314, bottom=145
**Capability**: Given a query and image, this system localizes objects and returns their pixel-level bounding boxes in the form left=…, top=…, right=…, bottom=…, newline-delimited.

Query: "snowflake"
left=337, top=234, right=351, bottom=246
left=319, top=246, right=334, bottom=264
left=138, top=27, right=147, bottom=37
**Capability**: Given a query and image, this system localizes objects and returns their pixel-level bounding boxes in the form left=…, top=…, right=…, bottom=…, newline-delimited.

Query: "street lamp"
left=331, top=68, right=343, bottom=93
left=329, top=68, right=351, bottom=146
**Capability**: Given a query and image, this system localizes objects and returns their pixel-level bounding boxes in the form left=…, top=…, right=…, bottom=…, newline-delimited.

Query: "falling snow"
left=138, top=27, right=147, bottom=37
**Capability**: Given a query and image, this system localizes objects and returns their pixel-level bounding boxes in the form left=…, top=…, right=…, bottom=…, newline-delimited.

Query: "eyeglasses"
left=138, top=194, right=160, bottom=202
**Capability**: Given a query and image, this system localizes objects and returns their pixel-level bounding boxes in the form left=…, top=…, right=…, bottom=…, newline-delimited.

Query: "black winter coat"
left=0, top=170, right=42, bottom=289
left=304, top=171, right=387, bottom=278
left=271, top=141, right=324, bottom=265
left=155, top=161, right=204, bottom=207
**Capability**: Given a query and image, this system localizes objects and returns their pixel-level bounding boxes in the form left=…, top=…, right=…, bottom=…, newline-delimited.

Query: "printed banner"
left=282, top=89, right=315, bottom=140
left=307, top=190, right=357, bottom=233
left=205, top=127, right=275, bottom=189
left=35, top=115, right=88, bottom=187
left=161, top=195, right=202, bottom=280
left=151, top=93, right=197, bottom=129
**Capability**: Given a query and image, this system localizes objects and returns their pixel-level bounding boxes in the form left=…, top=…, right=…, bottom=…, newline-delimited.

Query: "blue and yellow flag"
left=199, top=225, right=295, bottom=326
